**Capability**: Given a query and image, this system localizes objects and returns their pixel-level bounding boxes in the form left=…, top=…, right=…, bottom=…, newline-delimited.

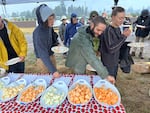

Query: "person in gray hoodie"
left=33, top=4, right=60, bottom=78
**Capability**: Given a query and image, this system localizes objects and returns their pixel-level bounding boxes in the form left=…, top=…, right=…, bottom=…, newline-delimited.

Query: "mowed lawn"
left=23, top=28, right=150, bottom=113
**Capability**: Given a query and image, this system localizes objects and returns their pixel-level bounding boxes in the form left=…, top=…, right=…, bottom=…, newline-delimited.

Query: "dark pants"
left=107, top=66, right=118, bottom=80
left=8, top=62, right=25, bottom=73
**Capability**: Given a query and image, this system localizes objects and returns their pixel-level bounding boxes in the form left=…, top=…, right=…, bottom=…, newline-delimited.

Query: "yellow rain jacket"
left=0, top=19, right=27, bottom=70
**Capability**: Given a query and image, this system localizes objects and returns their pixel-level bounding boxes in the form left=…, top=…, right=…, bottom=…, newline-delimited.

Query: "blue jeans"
left=8, top=62, right=25, bottom=73
left=107, top=66, right=118, bottom=80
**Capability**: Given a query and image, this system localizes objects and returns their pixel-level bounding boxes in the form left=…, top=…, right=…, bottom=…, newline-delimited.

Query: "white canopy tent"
left=0, top=0, right=74, bottom=17
left=0, top=0, right=73, bottom=5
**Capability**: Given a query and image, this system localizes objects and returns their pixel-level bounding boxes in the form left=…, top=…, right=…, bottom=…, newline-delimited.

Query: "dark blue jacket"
left=64, top=23, right=81, bottom=46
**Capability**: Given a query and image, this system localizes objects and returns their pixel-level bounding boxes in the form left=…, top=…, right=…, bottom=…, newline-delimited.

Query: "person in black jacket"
left=100, top=7, right=131, bottom=80
left=131, top=9, right=150, bottom=59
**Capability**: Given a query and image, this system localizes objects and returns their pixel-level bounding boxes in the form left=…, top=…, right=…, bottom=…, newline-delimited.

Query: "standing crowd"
left=0, top=4, right=150, bottom=84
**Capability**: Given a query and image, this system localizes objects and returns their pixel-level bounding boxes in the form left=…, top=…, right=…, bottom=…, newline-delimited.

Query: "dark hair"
left=91, top=16, right=107, bottom=26
left=111, top=6, right=125, bottom=17
left=90, top=11, right=99, bottom=19
left=141, top=9, right=149, bottom=17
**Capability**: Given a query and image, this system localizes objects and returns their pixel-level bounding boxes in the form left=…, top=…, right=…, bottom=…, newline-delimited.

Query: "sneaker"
left=131, top=51, right=135, bottom=56
left=139, top=52, right=144, bottom=59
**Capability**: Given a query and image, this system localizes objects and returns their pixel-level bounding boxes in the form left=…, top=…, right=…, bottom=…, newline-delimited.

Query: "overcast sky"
left=0, top=0, right=150, bottom=16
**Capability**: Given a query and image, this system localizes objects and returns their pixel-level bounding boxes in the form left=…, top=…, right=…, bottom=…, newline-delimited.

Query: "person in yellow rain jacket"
left=0, top=17, right=27, bottom=73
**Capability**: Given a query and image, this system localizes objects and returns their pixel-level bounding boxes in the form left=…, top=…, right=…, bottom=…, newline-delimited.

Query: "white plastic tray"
left=0, top=77, right=10, bottom=86
left=73, top=75, right=91, bottom=84
left=0, top=77, right=10, bottom=90
left=54, top=76, right=71, bottom=86
left=40, top=81, right=68, bottom=108
left=67, top=79, right=92, bottom=106
left=7, top=73, right=23, bottom=82
left=93, top=80, right=121, bottom=108
left=16, top=79, right=47, bottom=105
left=0, top=79, right=26, bottom=102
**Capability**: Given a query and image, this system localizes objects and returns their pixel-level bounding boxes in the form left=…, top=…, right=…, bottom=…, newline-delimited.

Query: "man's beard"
left=91, top=27, right=99, bottom=38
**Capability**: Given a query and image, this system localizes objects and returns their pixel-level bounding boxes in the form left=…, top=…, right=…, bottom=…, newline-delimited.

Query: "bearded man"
left=65, top=16, right=115, bottom=84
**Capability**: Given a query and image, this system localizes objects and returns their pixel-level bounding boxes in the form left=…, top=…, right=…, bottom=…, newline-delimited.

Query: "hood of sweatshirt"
left=36, top=4, right=54, bottom=25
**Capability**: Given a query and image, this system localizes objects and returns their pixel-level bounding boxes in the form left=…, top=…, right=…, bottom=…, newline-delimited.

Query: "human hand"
left=19, top=56, right=25, bottom=62
left=53, top=71, right=61, bottom=78
left=123, top=28, right=131, bottom=37
left=105, top=75, right=115, bottom=84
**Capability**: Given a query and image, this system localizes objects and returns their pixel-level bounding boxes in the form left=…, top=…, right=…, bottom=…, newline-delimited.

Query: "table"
left=0, top=73, right=126, bottom=113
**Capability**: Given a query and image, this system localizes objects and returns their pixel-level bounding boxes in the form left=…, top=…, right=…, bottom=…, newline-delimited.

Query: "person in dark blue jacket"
left=64, top=13, right=82, bottom=47
left=33, top=4, right=60, bottom=78
left=131, top=9, right=150, bottom=59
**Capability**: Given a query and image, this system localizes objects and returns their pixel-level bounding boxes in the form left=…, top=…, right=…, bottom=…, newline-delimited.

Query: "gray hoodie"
left=33, top=4, right=57, bottom=73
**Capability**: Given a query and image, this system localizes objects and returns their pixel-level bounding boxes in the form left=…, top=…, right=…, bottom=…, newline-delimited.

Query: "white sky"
left=0, top=0, right=150, bottom=16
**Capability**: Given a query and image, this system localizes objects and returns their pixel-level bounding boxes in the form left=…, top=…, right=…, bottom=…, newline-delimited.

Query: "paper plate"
left=0, top=79, right=26, bottom=102
left=122, top=25, right=130, bottom=31
left=16, top=79, right=47, bottom=105
left=51, top=46, right=69, bottom=53
left=122, top=25, right=130, bottom=27
left=127, top=42, right=148, bottom=47
left=5, top=57, right=21, bottom=66
left=0, top=68, right=6, bottom=76
left=136, top=24, right=145, bottom=28
left=93, top=80, right=121, bottom=108
left=67, top=79, right=92, bottom=106
left=40, top=81, right=68, bottom=108
left=86, top=64, right=96, bottom=71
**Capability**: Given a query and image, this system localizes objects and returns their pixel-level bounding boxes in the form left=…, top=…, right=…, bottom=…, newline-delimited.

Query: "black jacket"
left=100, top=25, right=126, bottom=67
left=119, top=42, right=134, bottom=73
left=135, top=16, right=150, bottom=37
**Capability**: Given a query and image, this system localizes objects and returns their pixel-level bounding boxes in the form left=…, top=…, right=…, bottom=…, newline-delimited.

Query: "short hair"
left=111, top=6, right=125, bottom=17
left=91, top=16, right=107, bottom=26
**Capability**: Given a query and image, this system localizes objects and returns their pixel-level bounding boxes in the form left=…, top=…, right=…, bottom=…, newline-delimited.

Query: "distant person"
left=88, top=11, right=99, bottom=25
left=102, top=11, right=108, bottom=20
left=79, top=17, right=85, bottom=25
left=59, top=15, right=67, bottom=41
left=131, top=9, right=150, bottom=59
left=123, top=17, right=131, bottom=25
left=66, top=16, right=115, bottom=84
left=100, top=7, right=131, bottom=80
left=64, top=13, right=82, bottom=47
left=0, top=16, right=27, bottom=73
left=33, top=4, right=60, bottom=78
